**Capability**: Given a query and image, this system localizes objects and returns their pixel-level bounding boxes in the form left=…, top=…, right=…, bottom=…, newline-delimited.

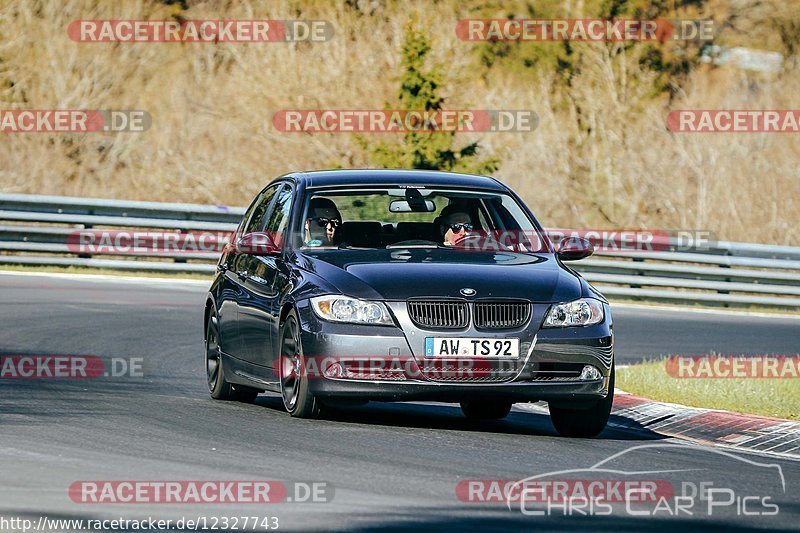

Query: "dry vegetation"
left=0, top=0, right=798, bottom=244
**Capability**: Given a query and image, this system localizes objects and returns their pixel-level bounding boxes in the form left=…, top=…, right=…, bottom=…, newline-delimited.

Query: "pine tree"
left=359, top=26, right=499, bottom=174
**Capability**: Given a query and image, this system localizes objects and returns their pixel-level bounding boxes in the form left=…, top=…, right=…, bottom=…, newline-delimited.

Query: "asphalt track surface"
left=0, top=272, right=798, bottom=531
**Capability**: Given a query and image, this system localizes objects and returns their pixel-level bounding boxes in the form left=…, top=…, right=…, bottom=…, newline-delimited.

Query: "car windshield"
left=298, top=187, right=551, bottom=252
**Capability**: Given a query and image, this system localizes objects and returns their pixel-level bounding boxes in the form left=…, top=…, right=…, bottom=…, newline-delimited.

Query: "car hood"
left=296, top=248, right=582, bottom=302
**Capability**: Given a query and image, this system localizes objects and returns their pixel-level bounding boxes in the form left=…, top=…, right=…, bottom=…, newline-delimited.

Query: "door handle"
left=237, top=270, right=249, bottom=279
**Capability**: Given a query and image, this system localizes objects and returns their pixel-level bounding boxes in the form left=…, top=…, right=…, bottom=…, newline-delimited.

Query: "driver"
left=437, top=205, right=473, bottom=247
left=304, top=197, right=342, bottom=246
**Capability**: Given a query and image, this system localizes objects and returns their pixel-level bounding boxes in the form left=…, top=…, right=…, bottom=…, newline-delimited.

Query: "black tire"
left=206, top=312, right=259, bottom=403
left=549, top=365, right=615, bottom=438
left=460, top=400, right=513, bottom=420
left=278, top=310, right=324, bottom=418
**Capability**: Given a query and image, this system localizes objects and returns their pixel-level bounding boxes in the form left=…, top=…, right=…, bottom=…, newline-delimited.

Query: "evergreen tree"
left=360, top=26, right=499, bottom=174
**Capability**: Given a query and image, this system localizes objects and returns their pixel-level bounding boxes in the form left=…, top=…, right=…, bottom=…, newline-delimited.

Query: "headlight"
left=543, top=298, right=604, bottom=327
left=310, top=296, right=393, bottom=325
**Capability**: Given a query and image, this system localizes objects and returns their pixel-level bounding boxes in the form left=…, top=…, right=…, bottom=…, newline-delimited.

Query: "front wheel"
left=549, top=366, right=614, bottom=438
left=206, top=313, right=258, bottom=403
left=278, top=310, right=324, bottom=418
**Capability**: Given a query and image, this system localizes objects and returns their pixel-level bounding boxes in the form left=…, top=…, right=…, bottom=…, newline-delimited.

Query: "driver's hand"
left=451, top=231, right=469, bottom=247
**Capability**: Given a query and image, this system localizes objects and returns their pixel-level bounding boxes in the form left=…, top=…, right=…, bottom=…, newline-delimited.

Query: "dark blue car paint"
left=205, top=170, right=613, bottom=406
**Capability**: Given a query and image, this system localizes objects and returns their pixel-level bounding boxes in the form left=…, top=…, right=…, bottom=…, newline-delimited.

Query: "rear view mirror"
left=389, top=199, right=436, bottom=213
left=237, top=232, right=281, bottom=255
left=557, top=236, right=594, bottom=261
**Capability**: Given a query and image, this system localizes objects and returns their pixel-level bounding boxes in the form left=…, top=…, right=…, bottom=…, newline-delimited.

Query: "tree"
left=359, top=26, right=499, bottom=174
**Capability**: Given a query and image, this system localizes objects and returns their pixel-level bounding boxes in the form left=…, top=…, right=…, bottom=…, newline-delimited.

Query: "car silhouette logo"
left=460, top=288, right=476, bottom=296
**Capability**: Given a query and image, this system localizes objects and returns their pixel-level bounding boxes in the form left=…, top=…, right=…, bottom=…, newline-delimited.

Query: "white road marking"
left=611, top=301, right=800, bottom=320
left=0, top=270, right=208, bottom=287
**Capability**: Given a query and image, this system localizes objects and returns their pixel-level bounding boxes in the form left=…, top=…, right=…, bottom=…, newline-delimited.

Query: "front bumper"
left=308, top=375, right=608, bottom=405
left=294, top=299, right=613, bottom=406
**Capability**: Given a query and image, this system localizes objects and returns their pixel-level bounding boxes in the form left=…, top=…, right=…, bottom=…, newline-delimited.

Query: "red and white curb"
left=608, top=392, right=800, bottom=458
left=518, top=391, right=800, bottom=459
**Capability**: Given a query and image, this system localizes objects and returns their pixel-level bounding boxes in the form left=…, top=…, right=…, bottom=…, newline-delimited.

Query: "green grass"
left=617, top=358, right=800, bottom=420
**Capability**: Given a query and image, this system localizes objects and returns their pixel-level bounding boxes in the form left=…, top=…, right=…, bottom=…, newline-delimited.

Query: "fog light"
left=324, top=362, right=344, bottom=378
left=580, top=365, right=602, bottom=380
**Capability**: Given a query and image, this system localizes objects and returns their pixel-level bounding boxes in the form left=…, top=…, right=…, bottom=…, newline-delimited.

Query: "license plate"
left=424, top=337, right=519, bottom=358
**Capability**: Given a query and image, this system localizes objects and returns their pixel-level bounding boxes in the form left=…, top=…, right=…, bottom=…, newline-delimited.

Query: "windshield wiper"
left=385, top=243, right=447, bottom=249
left=337, top=243, right=377, bottom=250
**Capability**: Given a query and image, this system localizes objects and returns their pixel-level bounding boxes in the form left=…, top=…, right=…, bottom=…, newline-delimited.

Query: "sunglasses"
left=311, top=217, right=341, bottom=228
left=448, top=223, right=473, bottom=232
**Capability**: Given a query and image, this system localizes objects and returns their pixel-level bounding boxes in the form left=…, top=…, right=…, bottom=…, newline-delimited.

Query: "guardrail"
left=1, top=193, right=799, bottom=308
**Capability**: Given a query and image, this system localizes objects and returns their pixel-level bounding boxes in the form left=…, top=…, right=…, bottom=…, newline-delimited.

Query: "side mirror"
left=237, top=232, right=281, bottom=255
left=557, top=236, right=593, bottom=261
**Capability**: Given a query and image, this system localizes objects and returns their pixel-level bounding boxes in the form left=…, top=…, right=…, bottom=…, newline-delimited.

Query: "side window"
left=263, top=185, right=293, bottom=247
left=243, top=185, right=280, bottom=234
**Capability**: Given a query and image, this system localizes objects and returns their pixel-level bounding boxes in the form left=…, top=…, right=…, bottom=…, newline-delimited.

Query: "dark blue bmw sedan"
left=204, top=169, right=613, bottom=437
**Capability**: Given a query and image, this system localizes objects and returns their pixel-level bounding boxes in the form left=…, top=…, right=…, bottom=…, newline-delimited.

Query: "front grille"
left=474, top=301, right=531, bottom=329
left=407, top=300, right=468, bottom=329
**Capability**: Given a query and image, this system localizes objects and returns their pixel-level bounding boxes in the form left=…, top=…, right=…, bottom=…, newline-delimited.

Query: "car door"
left=237, top=183, right=294, bottom=368
left=220, top=184, right=280, bottom=360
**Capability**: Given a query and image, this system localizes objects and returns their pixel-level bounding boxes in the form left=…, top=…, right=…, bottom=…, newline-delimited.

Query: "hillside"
left=1, top=0, right=798, bottom=244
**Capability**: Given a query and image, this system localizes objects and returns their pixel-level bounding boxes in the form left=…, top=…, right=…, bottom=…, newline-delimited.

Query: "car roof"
left=289, top=169, right=507, bottom=191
